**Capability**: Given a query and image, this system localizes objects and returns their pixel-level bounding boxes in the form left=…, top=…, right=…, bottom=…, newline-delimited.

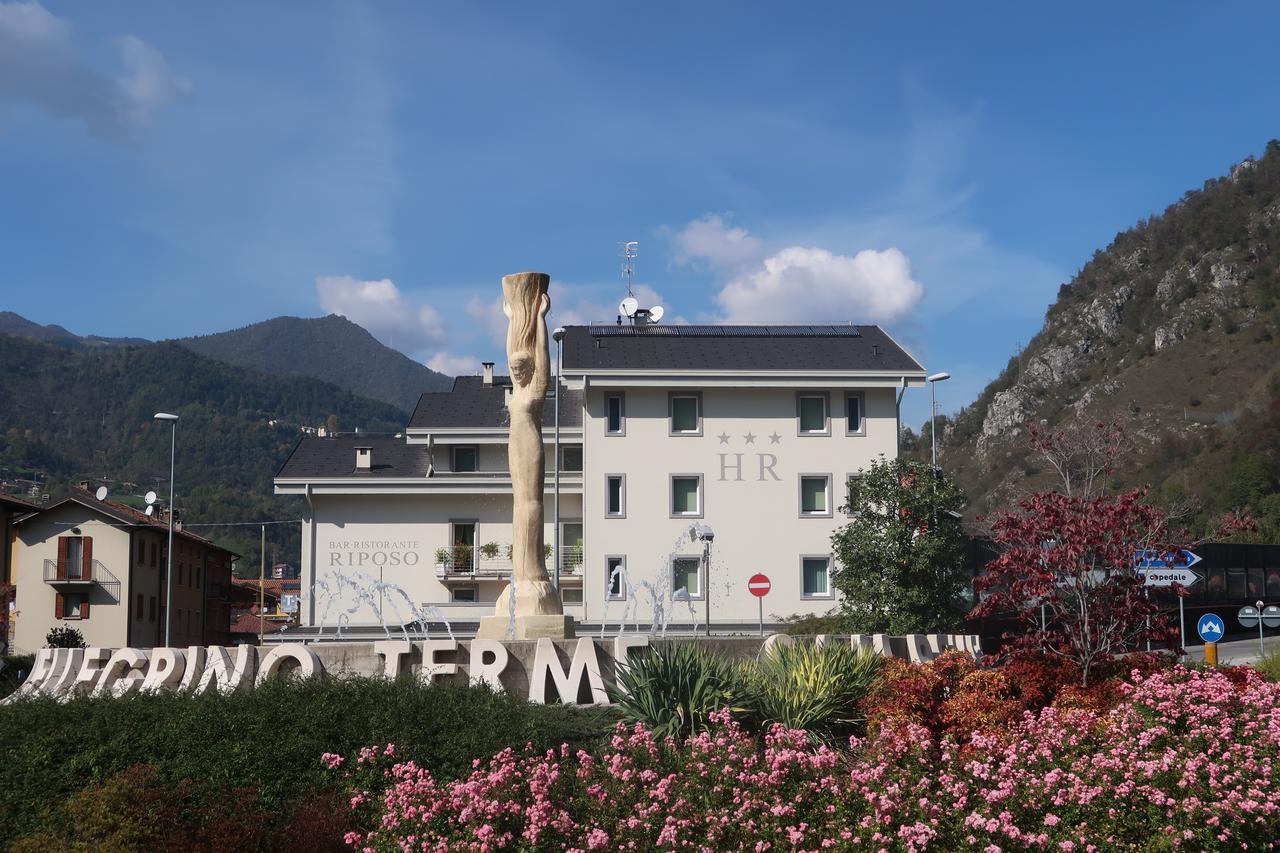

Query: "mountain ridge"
left=172, top=314, right=453, bottom=413
left=937, top=141, right=1280, bottom=539
left=0, top=332, right=408, bottom=574
left=0, top=310, right=452, bottom=414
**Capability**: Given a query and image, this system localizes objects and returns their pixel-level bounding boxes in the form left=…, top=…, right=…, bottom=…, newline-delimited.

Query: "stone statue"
left=476, top=272, right=574, bottom=640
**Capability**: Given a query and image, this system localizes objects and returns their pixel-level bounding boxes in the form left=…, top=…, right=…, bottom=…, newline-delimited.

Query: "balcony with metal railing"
left=433, top=543, right=586, bottom=582
left=43, top=558, right=122, bottom=600
left=435, top=545, right=508, bottom=580
left=558, top=545, right=584, bottom=582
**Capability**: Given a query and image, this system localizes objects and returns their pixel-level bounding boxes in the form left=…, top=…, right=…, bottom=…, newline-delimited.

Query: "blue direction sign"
left=1197, top=613, right=1225, bottom=643
left=1134, top=549, right=1202, bottom=570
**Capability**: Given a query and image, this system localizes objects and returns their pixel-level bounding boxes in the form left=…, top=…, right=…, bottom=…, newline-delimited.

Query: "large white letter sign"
left=0, top=648, right=56, bottom=704
left=95, top=648, right=148, bottom=698
left=142, top=648, right=187, bottom=692
left=195, top=645, right=257, bottom=694
left=418, top=639, right=458, bottom=684
left=468, top=640, right=509, bottom=691
left=256, top=644, right=323, bottom=685
left=374, top=640, right=413, bottom=678
left=72, top=648, right=112, bottom=697
left=529, top=638, right=608, bottom=706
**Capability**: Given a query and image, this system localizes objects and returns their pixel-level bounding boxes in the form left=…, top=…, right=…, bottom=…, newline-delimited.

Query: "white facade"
left=276, top=324, right=924, bottom=634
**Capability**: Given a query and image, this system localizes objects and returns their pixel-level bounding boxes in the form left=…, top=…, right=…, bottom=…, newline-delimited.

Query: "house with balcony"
left=275, top=322, right=925, bottom=635
left=8, top=489, right=237, bottom=654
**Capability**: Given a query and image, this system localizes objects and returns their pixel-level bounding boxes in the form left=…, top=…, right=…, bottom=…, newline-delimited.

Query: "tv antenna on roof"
left=620, top=241, right=639, bottom=297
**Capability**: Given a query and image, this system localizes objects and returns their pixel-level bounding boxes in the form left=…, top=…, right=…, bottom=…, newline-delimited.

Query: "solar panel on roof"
left=588, top=323, right=860, bottom=337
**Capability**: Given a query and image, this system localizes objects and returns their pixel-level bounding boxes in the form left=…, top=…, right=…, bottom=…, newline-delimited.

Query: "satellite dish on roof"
left=145, top=490, right=158, bottom=505
left=144, top=505, right=155, bottom=517
left=619, top=297, right=639, bottom=318
left=649, top=305, right=665, bottom=322
left=94, top=486, right=108, bottom=501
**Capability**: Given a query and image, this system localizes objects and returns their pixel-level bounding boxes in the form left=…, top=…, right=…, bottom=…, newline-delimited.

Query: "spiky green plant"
left=740, top=641, right=882, bottom=744
left=607, top=643, right=748, bottom=739
left=1255, top=649, right=1280, bottom=682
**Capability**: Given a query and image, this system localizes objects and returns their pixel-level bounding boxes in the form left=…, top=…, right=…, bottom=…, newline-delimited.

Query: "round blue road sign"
left=1197, top=613, right=1225, bottom=643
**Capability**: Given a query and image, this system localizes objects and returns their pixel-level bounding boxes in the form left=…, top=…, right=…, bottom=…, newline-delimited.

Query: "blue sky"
left=3, top=2, right=1279, bottom=427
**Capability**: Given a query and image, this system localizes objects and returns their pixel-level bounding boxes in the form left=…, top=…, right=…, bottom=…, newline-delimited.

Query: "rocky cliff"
left=942, top=143, right=1280, bottom=536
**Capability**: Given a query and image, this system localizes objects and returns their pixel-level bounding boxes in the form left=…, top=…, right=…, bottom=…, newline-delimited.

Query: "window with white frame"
left=669, top=393, right=701, bottom=435
left=845, top=394, right=864, bottom=435
left=797, top=393, right=829, bottom=435
left=801, top=556, right=831, bottom=598
left=452, top=445, right=479, bottom=472
left=606, top=555, right=626, bottom=600
left=451, top=586, right=478, bottom=603
left=799, top=475, right=832, bottom=516
left=671, top=557, right=702, bottom=598
left=671, top=475, right=702, bottom=517
left=606, top=394, right=625, bottom=435
left=606, top=475, right=625, bottom=517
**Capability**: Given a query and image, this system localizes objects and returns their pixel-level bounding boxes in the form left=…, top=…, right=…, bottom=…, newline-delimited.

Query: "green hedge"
left=0, top=676, right=618, bottom=847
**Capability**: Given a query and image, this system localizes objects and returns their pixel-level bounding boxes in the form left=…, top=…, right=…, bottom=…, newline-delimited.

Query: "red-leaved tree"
left=971, top=487, right=1253, bottom=686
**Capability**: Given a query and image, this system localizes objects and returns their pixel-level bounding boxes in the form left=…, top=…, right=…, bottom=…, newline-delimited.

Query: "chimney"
left=482, top=362, right=495, bottom=385
left=355, top=446, right=372, bottom=470
left=78, top=480, right=91, bottom=492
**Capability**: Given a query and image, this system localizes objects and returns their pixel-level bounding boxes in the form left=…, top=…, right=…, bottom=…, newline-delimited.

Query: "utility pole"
left=259, top=524, right=265, bottom=645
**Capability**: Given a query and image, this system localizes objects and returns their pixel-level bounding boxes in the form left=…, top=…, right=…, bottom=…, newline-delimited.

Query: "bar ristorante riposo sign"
left=323, top=539, right=422, bottom=569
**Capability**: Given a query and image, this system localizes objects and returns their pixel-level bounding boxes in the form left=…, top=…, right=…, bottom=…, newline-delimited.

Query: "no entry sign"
left=748, top=573, right=771, bottom=597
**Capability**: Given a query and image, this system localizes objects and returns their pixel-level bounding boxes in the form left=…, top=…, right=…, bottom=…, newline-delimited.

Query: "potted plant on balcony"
left=450, top=545, right=474, bottom=572
left=478, top=542, right=501, bottom=560
left=433, top=547, right=450, bottom=567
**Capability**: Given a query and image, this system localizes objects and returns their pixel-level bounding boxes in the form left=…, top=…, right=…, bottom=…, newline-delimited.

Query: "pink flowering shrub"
left=335, top=666, right=1280, bottom=851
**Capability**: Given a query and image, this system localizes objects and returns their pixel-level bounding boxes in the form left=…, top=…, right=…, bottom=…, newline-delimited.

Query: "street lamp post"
left=551, top=327, right=566, bottom=591
left=153, top=412, right=179, bottom=646
left=927, top=372, right=951, bottom=473
left=693, top=525, right=715, bottom=637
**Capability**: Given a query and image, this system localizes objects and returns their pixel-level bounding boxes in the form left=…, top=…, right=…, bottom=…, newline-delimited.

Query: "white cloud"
left=716, top=245, right=923, bottom=324
left=115, top=35, right=191, bottom=126
left=668, top=214, right=763, bottom=270
left=0, top=1, right=190, bottom=139
left=426, top=352, right=483, bottom=376
left=671, top=215, right=925, bottom=324
left=316, top=275, right=446, bottom=351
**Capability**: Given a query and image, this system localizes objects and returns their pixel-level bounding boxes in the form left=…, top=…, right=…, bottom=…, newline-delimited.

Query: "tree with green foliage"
left=44, top=627, right=85, bottom=648
left=829, top=458, right=969, bottom=634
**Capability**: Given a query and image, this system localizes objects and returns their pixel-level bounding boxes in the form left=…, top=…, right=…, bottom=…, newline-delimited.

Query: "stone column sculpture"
left=476, top=272, right=575, bottom=640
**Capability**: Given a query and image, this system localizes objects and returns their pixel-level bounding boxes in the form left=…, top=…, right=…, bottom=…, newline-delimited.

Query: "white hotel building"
left=274, top=323, right=925, bottom=635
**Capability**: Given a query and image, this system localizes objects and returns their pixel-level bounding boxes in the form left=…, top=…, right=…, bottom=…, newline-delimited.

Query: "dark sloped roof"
left=15, top=493, right=236, bottom=556
left=0, top=493, right=37, bottom=513
left=276, top=435, right=431, bottom=479
left=408, top=375, right=583, bottom=430
left=560, top=324, right=923, bottom=373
